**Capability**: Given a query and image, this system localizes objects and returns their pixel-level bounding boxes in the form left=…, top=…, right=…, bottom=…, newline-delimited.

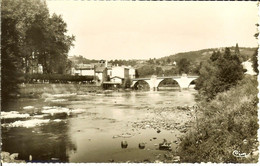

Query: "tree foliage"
left=195, top=47, right=244, bottom=100
left=178, top=58, right=191, bottom=74
left=210, top=51, right=221, bottom=62
left=1, top=0, right=75, bottom=105
left=110, top=59, right=137, bottom=67
left=1, top=13, right=21, bottom=104
left=136, top=65, right=156, bottom=77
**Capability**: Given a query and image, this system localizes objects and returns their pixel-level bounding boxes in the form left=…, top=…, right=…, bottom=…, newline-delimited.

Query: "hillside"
left=159, top=47, right=257, bottom=65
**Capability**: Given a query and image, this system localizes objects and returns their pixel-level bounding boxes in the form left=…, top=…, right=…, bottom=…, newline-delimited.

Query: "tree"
left=136, top=65, right=155, bottom=77
left=155, top=67, right=163, bottom=76
left=167, top=58, right=171, bottom=64
left=195, top=47, right=244, bottom=100
left=235, top=43, right=240, bottom=55
left=178, top=58, right=190, bottom=74
left=164, top=67, right=178, bottom=76
left=1, top=15, right=21, bottom=106
left=210, top=51, right=221, bottom=62
left=1, top=0, right=75, bottom=106
left=216, top=48, right=244, bottom=89
left=148, top=58, right=153, bottom=64
left=235, top=43, right=247, bottom=61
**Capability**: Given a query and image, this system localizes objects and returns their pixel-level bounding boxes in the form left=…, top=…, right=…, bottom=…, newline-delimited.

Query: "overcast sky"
left=47, top=1, right=258, bottom=60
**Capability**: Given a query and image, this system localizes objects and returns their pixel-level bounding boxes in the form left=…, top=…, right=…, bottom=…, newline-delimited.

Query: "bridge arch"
left=188, top=79, right=197, bottom=88
left=173, top=77, right=198, bottom=89
left=132, top=80, right=150, bottom=90
left=157, top=78, right=180, bottom=90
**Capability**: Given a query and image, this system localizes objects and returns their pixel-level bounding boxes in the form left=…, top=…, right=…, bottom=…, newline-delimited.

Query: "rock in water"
left=173, top=156, right=180, bottom=162
left=109, top=159, right=114, bottom=162
left=121, top=141, right=128, bottom=148
left=139, top=143, right=145, bottom=149
left=159, top=139, right=172, bottom=151
left=9, top=153, right=19, bottom=160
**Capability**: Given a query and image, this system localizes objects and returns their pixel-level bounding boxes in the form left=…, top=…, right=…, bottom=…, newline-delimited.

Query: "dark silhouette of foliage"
left=178, top=58, right=190, bottom=74
left=1, top=16, right=21, bottom=106
left=210, top=51, right=221, bottom=62
left=195, top=47, right=244, bottom=100
left=235, top=43, right=240, bottom=55
left=1, top=0, right=75, bottom=106
left=136, top=65, right=155, bottom=77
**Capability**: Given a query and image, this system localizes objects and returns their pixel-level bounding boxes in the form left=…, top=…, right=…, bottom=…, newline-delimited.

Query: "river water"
left=1, top=88, right=197, bottom=163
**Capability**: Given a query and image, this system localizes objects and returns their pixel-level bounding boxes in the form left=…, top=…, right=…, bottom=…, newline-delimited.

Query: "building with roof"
left=73, top=64, right=95, bottom=76
left=95, top=66, right=108, bottom=84
left=72, top=60, right=135, bottom=86
left=111, top=66, right=129, bottom=79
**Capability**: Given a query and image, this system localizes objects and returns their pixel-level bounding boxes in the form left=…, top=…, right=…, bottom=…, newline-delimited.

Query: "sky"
left=46, top=1, right=259, bottom=60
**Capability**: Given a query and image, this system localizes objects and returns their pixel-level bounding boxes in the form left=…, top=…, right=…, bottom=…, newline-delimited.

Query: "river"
left=1, top=88, right=197, bottom=163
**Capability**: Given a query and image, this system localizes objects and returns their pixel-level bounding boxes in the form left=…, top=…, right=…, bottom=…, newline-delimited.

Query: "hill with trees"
left=159, top=46, right=256, bottom=65
left=136, top=46, right=257, bottom=78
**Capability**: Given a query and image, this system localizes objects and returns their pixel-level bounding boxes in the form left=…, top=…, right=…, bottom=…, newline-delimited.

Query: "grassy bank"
left=178, top=75, right=258, bottom=163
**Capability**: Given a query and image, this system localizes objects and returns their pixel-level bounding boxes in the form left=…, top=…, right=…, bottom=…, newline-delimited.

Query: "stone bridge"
left=132, top=74, right=199, bottom=90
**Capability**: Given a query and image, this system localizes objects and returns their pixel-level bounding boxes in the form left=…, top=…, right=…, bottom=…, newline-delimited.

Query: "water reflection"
left=2, top=120, right=76, bottom=162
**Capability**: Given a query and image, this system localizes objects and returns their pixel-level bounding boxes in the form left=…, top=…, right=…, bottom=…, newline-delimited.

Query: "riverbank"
left=18, top=83, right=102, bottom=98
left=178, top=75, right=259, bottom=163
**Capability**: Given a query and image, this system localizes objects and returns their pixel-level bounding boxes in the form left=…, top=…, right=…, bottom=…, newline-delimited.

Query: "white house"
left=74, top=64, right=95, bottom=76
left=126, top=66, right=136, bottom=79
left=111, top=66, right=129, bottom=79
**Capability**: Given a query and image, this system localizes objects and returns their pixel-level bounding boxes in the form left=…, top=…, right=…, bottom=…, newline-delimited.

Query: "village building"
left=103, top=65, right=136, bottom=88
left=73, top=64, right=95, bottom=76
left=95, top=66, right=108, bottom=84
left=111, top=65, right=129, bottom=79
left=126, top=66, right=136, bottom=79
left=72, top=59, right=135, bottom=86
